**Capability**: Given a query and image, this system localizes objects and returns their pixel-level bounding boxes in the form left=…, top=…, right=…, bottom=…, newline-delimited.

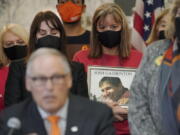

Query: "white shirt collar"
left=37, top=98, right=69, bottom=121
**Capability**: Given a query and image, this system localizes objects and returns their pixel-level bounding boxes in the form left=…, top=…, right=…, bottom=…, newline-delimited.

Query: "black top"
left=5, top=60, right=89, bottom=107
left=67, top=30, right=90, bottom=44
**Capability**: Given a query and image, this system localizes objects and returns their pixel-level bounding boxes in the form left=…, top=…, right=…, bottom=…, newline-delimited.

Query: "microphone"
left=7, top=117, right=21, bottom=135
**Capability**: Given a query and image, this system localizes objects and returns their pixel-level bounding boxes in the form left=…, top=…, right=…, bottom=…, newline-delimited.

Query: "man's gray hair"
left=26, top=48, right=71, bottom=76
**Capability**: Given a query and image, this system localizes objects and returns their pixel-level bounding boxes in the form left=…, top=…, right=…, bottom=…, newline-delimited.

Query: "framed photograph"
left=87, top=66, right=136, bottom=108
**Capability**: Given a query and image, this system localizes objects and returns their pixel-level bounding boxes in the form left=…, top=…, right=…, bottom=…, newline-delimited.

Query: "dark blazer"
left=5, top=60, right=88, bottom=107
left=0, top=95, right=115, bottom=135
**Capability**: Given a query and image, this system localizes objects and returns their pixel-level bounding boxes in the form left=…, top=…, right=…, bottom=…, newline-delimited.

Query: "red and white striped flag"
left=131, top=0, right=164, bottom=52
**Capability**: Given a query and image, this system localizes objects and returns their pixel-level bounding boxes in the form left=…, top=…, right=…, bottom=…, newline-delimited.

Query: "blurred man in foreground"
left=0, top=48, right=115, bottom=135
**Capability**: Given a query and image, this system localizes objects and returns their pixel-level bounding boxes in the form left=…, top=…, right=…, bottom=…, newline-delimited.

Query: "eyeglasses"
left=28, top=74, right=68, bottom=86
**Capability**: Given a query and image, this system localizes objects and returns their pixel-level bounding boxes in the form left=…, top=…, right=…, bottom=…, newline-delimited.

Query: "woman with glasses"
left=5, top=10, right=88, bottom=107
left=0, top=24, right=28, bottom=111
left=73, top=3, right=142, bottom=135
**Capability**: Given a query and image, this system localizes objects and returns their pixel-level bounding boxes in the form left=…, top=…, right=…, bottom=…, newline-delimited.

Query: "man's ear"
left=26, top=77, right=32, bottom=92
left=67, top=73, right=73, bottom=89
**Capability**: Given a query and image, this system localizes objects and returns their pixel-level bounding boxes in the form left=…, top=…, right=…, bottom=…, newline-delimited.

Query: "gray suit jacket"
left=0, top=95, right=115, bottom=135
left=128, top=39, right=171, bottom=135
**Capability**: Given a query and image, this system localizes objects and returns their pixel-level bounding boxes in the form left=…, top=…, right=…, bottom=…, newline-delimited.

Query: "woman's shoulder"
left=9, top=59, right=26, bottom=71
left=129, top=48, right=143, bottom=62
left=10, top=59, right=26, bottom=67
left=70, top=61, right=84, bottom=67
left=0, top=66, right=9, bottom=78
left=146, top=39, right=171, bottom=54
left=73, top=49, right=91, bottom=65
left=130, top=48, right=143, bottom=57
left=0, top=66, right=9, bottom=71
left=73, top=49, right=90, bottom=59
left=70, top=61, right=85, bottom=71
left=131, top=39, right=171, bottom=59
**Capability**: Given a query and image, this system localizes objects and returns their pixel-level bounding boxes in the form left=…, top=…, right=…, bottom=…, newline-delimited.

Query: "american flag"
left=131, top=0, right=164, bottom=52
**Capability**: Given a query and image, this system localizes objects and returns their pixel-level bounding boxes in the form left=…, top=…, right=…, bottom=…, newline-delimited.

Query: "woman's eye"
left=5, top=43, right=13, bottom=47
left=40, top=32, right=46, bottom=36
left=51, top=29, right=59, bottom=35
left=17, top=40, right=25, bottom=44
left=38, top=29, right=47, bottom=36
left=51, top=32, right=57, bottom=35
left=98, top=25, right=105, bottom=29
left=110, top=25, right=119, bottom=30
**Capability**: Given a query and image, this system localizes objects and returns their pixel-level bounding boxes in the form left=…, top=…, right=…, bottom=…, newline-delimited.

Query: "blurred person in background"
left=73, top=3, right=142, bottom=135
left=5, top=10, right=88, bottom=107
left=146, top=9, right=169, bottom=45
left=0, top=48, right=116, bottom=135
left=56, top=0, right=90, bottom=59
left=0, top=24, right=28, bottom=111
left=128, top=0, right=180, bottom=135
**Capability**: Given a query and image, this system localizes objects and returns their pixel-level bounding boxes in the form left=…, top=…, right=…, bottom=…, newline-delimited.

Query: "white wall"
left=0, top=0, right=172, bottom=32
left=0, top=0, right=58, bottom=32
left=0, top=0, right=114, bottom=32
left=82, top=0, right=114, bottom=30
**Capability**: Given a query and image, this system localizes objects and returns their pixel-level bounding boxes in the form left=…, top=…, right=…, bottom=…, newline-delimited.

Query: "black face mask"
left=175, top=17, right=180, bottom=40
left=158, top=30, right=166, bottom=40
left=98, top=30, right=121, bottom=48
left=35, top=35, right=62, bottom=50
left=3, top=45, right=27, bottom=61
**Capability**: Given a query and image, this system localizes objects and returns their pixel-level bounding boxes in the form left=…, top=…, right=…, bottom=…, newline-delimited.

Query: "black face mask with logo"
left=3, top=45, right=27, bottom=61
left=35, top=35, right=62, bottom=50
left=175, top=17, right=180, bottom=50
left=97, top=30, right=121, bottom=48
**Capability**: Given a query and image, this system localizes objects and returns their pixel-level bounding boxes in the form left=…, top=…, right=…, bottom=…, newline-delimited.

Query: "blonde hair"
left=89, top=3, right=131, bottom=58
left=146, top=9, right=169, bottom=45
left=166, top=0, right=180, bottom=39
left=0, top=24, right=29, bottom=67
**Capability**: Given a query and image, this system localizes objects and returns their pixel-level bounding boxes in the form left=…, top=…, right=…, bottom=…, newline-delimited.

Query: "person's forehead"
left=101, top=82, right=112, bottom=87
left=39, top=21, right=56, bottom=30
left=31, top=55, right=66, bottom=75
left=3, top=32, right=21, bottom=42
left=98, top=14, right=119, bottom=25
